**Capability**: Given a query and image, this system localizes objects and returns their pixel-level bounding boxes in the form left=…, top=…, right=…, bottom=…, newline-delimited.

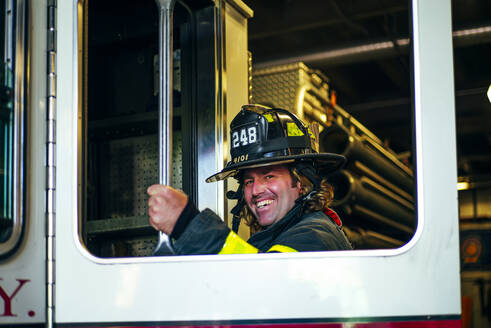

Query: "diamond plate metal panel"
left=103, top=132, right=182, bottom=219
left=252, top=65, right=301, bottom=111
left=124, top=235, right=159, bottom=257
left=252, top=62, right=331, bottom=121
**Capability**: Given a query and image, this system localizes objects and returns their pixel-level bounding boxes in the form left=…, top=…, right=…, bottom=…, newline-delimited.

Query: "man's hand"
left=147, top=184, right=188, bottom=235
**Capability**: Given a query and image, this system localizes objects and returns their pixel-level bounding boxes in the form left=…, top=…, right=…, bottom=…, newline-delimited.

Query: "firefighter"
left=148, top=104, right=352, bottom=254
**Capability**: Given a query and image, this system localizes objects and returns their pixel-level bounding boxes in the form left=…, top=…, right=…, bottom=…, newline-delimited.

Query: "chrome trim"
left=154, top=0, right=176, bottom=253
left=155, top=0, right=176, bottom=186
left=192, top=4, right=223, bottom=216
left=46, top=0, right=57, bottom=326
left=0, top=0, right=26, bottom=257
left=215, top=1, right=226, bottom=218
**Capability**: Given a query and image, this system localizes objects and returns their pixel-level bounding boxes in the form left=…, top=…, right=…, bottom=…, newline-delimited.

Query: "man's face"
left=243, top=165, right=301, bottom=227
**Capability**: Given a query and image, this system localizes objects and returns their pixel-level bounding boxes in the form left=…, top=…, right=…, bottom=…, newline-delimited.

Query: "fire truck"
left=1, top=0, right=462, bottom=327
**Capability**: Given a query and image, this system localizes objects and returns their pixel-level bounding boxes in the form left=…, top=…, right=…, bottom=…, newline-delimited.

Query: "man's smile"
left=256, top=199, right=274, bottom=209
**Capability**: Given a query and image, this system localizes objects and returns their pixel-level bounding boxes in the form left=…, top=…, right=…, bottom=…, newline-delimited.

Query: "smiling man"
left=243, top=165, right=301, bottom=228
left=148, top=105, right=352, bottom=254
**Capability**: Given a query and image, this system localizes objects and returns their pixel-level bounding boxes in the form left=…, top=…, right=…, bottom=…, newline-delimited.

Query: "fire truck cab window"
left=81, top=0, right=416, bottom=257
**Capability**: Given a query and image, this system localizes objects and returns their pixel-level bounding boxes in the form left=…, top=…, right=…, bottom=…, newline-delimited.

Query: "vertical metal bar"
left=46, top=0, right=57, bottom=327
left=0, top=0, right=26, bottom=255
left=4, top=0, right=13, bottom=67
left=2, top=0, right=13, bottom=235
left=153, top=0, right=176, bottom=255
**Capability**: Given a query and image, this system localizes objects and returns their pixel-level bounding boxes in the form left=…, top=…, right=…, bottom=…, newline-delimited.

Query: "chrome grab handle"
left=153, top=0, right=176, bottom=256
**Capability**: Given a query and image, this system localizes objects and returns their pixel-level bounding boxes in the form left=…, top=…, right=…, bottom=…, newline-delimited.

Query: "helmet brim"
left=205, top=153, right=346, bottom=183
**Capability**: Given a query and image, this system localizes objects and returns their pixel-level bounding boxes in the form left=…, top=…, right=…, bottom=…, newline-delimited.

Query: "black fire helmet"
left=206, top=104, right=346, bottom=183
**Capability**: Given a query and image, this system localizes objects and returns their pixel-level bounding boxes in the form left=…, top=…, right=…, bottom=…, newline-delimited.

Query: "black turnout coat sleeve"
left=172, top=209, right=231, bottom=255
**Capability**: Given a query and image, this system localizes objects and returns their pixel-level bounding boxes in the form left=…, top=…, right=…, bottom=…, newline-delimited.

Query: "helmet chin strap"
left=226, top=185, right=244, bottom=233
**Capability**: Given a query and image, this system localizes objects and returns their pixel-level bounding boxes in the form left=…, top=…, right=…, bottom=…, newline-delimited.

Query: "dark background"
left=243, top=0, right=491, bottom=181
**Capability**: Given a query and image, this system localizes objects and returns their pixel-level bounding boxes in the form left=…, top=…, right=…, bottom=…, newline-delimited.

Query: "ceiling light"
left=487, top=84, right=491, bottom=103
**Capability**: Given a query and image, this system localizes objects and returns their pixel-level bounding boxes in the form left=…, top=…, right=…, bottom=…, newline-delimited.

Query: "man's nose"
left=251, top=179, right=266, bottom=195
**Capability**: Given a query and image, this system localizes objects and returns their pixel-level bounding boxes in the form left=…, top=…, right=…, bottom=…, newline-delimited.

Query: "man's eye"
left=266, top=175, right=274, bottom=179
left=244, top=180, right=253, bottom=186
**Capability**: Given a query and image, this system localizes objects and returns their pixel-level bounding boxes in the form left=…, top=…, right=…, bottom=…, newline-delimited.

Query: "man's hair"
left=240, top=165, right=334, bottom=233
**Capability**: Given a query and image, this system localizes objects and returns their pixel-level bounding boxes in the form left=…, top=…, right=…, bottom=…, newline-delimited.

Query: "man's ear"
left=295, top=180, right=302, bottom=193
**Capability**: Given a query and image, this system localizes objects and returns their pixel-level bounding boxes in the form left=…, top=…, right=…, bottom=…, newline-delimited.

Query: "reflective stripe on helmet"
left=287, top=122, right=305, bottom=136
left=218, top=231, right=259, bottom=254
left=266, top=244, right=298, bottom=253
left=263, top=113, right=274, bottom=122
